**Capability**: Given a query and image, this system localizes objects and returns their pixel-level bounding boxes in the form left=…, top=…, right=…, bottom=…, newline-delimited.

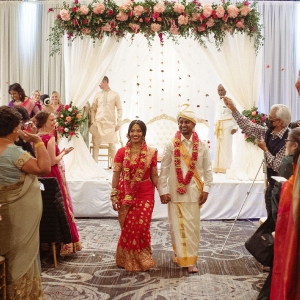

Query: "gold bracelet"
left=35, top=142, right=45, bottom=149
left=110, top=196, right=118, bottom=202
left=111, top=188, right=118, bottom=193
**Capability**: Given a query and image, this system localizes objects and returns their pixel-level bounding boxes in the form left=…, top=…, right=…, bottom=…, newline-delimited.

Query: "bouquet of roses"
left=56, top=102, right=86, bottom=140
left=242, top=106, right=266, bottom=144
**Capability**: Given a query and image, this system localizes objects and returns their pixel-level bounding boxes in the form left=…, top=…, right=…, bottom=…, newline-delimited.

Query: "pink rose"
left=202, top=4, right=213, bottom=18
left=222, top=14, right=228, bottom=22
left=251, top=119, right=256, bottom=123
left=178, top=15, right=188, bottom=26
left=251, top=110, right=257, bottom=116
left=48, top=8, right=53, bottom=13
left=119, top=0, right=132, bottom=11
left=107, top=9, right=114, bottom=16
left=173, top=3, right=185, bottom=14
left=129, top=23, right=140, bottom=32
left=197, top=25, right=206, bottom=32
left=133, top=5, right=144, bottom=16
left=72, top=18, right=78, bottom=26
left=60, top=9, right=70, bottom=21
left=116, top=12, right=128, bottom=21
left=78, top=5, right=89, bottom=15
left=83, top=18, right=88, bottom=25
left=236, top=19, right=245, bottom=29
left=64, top=104, right=70, bottom=110
left=227, top=5, right=240, bottom=18
left=151, top=23, right=161, bottom=32
left=191, top=13, right=200, bottom=21
left=261, top=115, right=266, bottom=122
left=102, top=24, right=112, bottom=31
left=58, top=126, right=63, bottom=133
left=170, top=26, right=179, bottom=35
left=206, top=17, right=215, bottom=27
left=72, top=6, right=78, bottom=13
left=145, top=17, right=151, bottom=23
left=93, top=3, right=105, bottom=14
left=240, top=5, right=251, bottom=16
left=69, top=132, right=75, bottom=136
left=81, top=28, right=91, bottom=35
left=153, top=2, right=165, bottom=13
left=152, top=12, right=160, bottom=19
left=215, top=5, right=225, bottom=18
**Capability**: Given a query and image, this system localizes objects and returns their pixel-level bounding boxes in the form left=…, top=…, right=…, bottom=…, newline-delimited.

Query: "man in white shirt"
left=91, top=76, right=122, bottom=165
left=213, top=84, right=237, bottom=173
left=157, top=104, right=213, bottom=273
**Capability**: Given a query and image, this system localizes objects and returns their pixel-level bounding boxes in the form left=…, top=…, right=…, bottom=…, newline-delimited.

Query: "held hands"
left=199, top=192, right=208, bottom=206
left=160, top=194, right=171, bottom=204
left=222, top=97, right=237, bottom=112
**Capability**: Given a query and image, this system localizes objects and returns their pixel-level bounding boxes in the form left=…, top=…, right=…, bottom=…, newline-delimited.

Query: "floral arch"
left=49, top=0, right=263, bottom=55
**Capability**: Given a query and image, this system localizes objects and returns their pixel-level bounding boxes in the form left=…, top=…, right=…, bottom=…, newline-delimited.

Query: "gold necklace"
left=0, top=137, right=14, bottom=144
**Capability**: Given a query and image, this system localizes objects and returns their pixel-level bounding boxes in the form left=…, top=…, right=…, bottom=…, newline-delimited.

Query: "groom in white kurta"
left=91, top=76, right=122, bottom=164
left=158, top=104, right=213, bottom=273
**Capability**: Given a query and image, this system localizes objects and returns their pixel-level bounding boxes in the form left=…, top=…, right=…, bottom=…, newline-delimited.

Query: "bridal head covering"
left=177, top=104, right=196, bottom=124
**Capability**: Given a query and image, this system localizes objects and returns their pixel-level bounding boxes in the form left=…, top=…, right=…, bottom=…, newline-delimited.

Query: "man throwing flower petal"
left=158, top=104, right=213, bottom=273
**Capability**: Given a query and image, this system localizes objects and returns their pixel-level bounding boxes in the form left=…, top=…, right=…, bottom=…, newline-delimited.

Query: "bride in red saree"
left=270, top=128, right=300, bottom=300
left=111, top=120, right=158, bottom=272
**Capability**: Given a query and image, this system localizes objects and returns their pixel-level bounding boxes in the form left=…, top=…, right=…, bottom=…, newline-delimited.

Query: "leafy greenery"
left=48, top=0, right=264, bottom=56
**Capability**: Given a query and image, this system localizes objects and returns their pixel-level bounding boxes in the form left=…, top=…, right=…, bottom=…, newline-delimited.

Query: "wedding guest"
left=270, top=127, right=300, bottom=300
left=258, top=128, right=300, bottom=300
left=50, top=91, right=63, bottom=113
left=8, top=83, right=37, bottom=117
left=35, top=111, right=82, bottom=255
left=31, top=90, right=43, bottom=113
left=213, top=84, right=237, bottom=173
left=224, top=98, right=291, bottom=215
left=91, top=76, right=122, bottom=164
left=0, top=105, right=51, bottom=299
left=13, top=106, right=36, bottom=157
left=111, top=120, right=158, bottom=271
left=158, top=104, right=213, bottom=273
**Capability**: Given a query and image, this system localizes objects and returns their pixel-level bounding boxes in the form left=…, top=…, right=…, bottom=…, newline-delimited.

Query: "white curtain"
left=63, top=36, right=121, bottom=107
left=0, top=1, right=65, bottom=104
left=257, top=1, right=300, bottom=120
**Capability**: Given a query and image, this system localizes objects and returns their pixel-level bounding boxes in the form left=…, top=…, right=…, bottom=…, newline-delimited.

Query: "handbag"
left=245, top=214, right=275, bottom=267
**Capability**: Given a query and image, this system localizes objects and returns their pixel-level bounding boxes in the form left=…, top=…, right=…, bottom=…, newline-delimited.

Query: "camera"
left=24, top=121, right=33, bottom=129
left=44, top=98, right=51, bottom=105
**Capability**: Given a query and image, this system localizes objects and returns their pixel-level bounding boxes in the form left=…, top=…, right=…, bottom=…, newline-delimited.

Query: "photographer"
left=40, top=94, right=54, bottom=112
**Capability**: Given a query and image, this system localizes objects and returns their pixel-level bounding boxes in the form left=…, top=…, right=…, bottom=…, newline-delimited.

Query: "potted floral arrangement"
left=242, top=106, right=266, bottom=144
left=56, top=102, right=86, bottom=140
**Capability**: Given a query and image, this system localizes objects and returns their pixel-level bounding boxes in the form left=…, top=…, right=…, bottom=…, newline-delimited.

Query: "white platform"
left=68, top=173, right=267, bottom=220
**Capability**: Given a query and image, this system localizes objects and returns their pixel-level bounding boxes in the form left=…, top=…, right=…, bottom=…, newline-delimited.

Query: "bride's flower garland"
left=122, top=141, right=148, bottom=204
left=174, top=131, right=199, bottom=194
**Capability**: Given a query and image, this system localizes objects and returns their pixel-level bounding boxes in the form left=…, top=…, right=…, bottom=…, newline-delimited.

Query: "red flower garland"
left=122, top=141, right=148, bottom=203
left=174, top=131, right=199, bottom=194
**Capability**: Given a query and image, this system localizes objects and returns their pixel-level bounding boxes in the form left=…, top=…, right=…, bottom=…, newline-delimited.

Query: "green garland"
left=48, top=0, right=264, bottom=55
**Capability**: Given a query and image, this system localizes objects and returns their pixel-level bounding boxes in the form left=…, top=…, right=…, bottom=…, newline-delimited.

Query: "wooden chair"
left=0, top=256, right=6, bottom=300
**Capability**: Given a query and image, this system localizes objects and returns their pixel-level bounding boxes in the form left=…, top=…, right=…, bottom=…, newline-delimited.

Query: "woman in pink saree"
left=8, top=83, right=38, bottom=117
left=35, top=111, right=82, bottom=255
left=111, top=120, right=158, bottom=271
left=270, top=128, right=300, bottom=299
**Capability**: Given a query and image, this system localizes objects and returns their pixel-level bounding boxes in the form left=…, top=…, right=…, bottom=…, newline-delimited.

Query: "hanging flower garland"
left=48, top=0, right=263, bottom=55
left=174, top=130, right=199, bottom=194
left=122, top=141, right=148, bottom=204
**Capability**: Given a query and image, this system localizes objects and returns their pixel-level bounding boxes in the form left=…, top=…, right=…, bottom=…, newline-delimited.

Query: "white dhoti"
left=168, top=202, right=200, bottom=267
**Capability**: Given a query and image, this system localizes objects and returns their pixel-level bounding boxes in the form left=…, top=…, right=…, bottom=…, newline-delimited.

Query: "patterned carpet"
left=41, top=219, right=267, bottom=300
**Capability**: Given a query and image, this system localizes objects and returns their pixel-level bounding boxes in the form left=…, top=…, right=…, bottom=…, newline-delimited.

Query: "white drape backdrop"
left=0, top=1, right=299, bottom=181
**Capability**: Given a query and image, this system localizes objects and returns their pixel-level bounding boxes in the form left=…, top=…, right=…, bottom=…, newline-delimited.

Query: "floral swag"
left=48, top=0, right=263, bottom=55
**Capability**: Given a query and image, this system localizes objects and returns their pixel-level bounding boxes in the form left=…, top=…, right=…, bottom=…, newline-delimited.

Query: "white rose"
left=68, top=108, right=72, bottom=112
left=64, top=128, right=69, bottom=132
